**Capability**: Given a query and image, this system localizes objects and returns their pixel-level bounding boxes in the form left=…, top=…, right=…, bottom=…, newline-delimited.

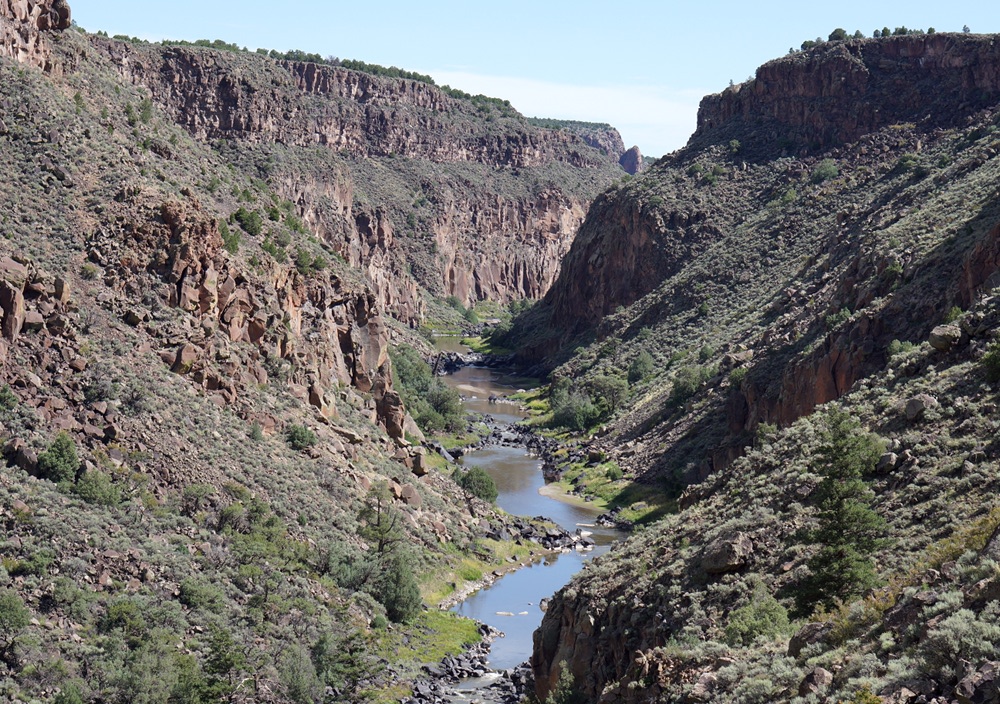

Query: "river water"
left=437, top=340, right=622, bottom=673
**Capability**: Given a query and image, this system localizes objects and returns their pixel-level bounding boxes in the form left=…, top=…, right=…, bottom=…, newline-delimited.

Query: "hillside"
left=520, top=33, right=1000, bottom=703
left=0, top=3, right=598, bottom=702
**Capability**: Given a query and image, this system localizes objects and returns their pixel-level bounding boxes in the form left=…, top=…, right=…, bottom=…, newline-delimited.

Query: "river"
left=436, top=339, right=622, bottom=676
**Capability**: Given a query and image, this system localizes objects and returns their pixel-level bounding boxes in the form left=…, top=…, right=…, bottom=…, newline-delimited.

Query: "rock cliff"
left=0, top=0, right=69, bottom=72
left=86, top=38, right=624, bottom=321
left=696, top=33, right=1000, bottom=156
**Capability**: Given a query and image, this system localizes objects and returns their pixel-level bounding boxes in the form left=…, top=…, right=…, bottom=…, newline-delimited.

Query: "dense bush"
left=811, top=159, right=839, bottom=183
left=982, top=342, right=1000, bottom=382
left=550, top=386, right=599, bottom=431
left=0, top=590, right=30, bottom=655
left=285, top=424, right=317, bottom=452
left=454, top=467, right=498, bottom=503
left=670, top=365, right=712, bottom=405
left=73, top=468, right=121, bottom=506
left=725, top=587, right=790, bottom=646
left=232, top=207, right=262, bottom=237
left=38, top=431, right=79, bottom=483
left=628, top=350, right=655, bottom=383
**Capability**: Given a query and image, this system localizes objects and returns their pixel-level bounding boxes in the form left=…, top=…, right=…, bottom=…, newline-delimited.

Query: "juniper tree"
left=795, top=410, right=886, bottom=613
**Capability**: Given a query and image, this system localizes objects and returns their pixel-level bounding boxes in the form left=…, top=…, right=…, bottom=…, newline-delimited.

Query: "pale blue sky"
left=70, top=1, right=997, bottom=157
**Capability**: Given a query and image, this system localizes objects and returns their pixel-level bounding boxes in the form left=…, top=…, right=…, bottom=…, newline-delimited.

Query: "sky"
left=70, top=1, right=997, bottom=157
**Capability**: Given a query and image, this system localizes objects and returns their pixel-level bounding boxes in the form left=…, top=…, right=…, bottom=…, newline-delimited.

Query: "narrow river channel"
left=435, top=339, right=623, bottom=677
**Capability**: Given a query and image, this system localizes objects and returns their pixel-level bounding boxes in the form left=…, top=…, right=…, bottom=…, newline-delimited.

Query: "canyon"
left=3, top=2, right=1000, bottom=703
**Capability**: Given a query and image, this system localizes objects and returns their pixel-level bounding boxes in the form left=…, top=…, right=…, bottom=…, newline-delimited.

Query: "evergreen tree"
left=358, top=482, right=403, bottom=555
left=795, top=410, right=886, bottom=613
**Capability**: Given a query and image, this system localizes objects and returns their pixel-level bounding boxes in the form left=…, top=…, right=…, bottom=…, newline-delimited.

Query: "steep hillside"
left=520, top=33, right=1000, bottom=702
left=0, top=4, right=566, bottom=702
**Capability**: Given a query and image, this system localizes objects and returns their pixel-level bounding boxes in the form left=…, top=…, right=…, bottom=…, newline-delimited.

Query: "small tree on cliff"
left=795, top=409, right=886, bottom=614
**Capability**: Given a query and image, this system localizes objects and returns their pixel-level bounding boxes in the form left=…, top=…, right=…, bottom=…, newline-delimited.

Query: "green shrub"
left=824, top=308, right=852, bottom=330
left=454, top=467, right=498, bottom=503
left=671, top=365, right=711, bottom=405
left=38, top=432, right=79, bottom=483
left=74, top=469, right=121, bottom=506
left=811, top=159, right=839, bottom=183
left=605, top=464, right=624, bottom=481
left=729, top=367, right=748, bottom=386
left=550, top=387, right=599, bottom=431
left=887, top=339, right=915, bottom=357
left=628, top=350, right=655, bottom=383
left=285, top=424, right=317, bottom=452
left=219, top=220, right=240, bottom=254
left=725, top=591, right=790, bottom=645
left=0, top=384, right=16, bottom=410
left=0, top=589, right=30, bottom=653
left=233, top=207, right=263, bottom=237
left=178, top=578, right=224, bottom=613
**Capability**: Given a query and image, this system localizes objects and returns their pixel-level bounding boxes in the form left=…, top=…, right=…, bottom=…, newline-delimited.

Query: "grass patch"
left=460, top=335, right=513, bottom=356
left=375, top=610, right=481, bottom=679
left=556, top=460, right=677, bottom=525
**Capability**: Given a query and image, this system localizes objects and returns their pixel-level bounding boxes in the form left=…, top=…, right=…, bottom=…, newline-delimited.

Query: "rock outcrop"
left=696, top=34, right=1000, bottom=156
left=82, top=39, right=624, bottom=319
left=0, top=0, right=69, bottom=72
left=618, top=145, right=643, bottom=175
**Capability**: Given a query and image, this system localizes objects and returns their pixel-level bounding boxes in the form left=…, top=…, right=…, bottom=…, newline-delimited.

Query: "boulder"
left=411, top=447, right=429, bottom=477
left=171, top=343, right=200, bottom=374
left=21, top=310, right=44, bottom=332
left=905, top=394, right=939, bottom=421
left=956, top=662, right=1000, bottom=704
left=400, top=484, right=421, bottom=508
left=928, top=324, right=961, bottom=351
left=788, top=622, right=832, bottom=657
left=701, top=532, right=753, bottom=574
left=877, top=452, right=899, bottom=472
left=0, top=277, right=25, bottom=341
left=798, top=667, right=834, bottom=696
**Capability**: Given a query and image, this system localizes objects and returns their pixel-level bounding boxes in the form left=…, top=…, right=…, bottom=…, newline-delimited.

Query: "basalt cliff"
left=79, top=35, right=625, bottom=325
left=527, top=33, right=1000, bottom=703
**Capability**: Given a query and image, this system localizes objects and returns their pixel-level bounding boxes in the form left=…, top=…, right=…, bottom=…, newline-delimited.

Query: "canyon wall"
left=86, top=39, right=624, bottom=320
left=696, top=33, right=1000, bottom=155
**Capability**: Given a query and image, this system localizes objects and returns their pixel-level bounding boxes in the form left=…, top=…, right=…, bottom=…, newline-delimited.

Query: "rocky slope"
left=0, top=6, right=567, bottom=701
left=523, top=33, right=1000, bottom=702
left=79, top=36, right=625, bottom=324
